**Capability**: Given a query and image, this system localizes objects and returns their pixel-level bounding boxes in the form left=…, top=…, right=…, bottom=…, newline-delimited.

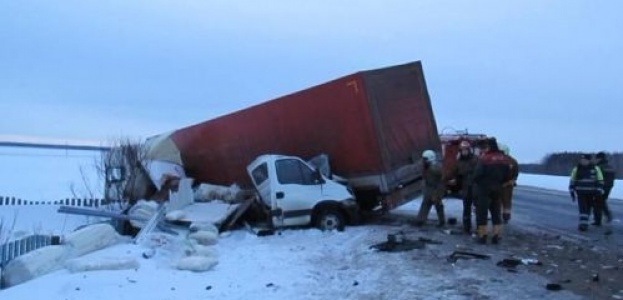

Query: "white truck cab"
left=247, top=154, right=359, bottom=231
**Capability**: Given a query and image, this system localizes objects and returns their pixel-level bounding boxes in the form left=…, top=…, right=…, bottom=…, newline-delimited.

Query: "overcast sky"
left=1, top=1, right=621, bottom=163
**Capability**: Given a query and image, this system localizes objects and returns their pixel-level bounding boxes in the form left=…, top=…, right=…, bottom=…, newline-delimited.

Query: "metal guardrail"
left=0, top=235, right=60, bottom=268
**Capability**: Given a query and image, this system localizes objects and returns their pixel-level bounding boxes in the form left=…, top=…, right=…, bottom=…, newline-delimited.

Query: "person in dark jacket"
left=499, top=144, right=519, bottom=224
left=593, top=152, right=615, bottom=223
left=473, top=138, right=512, bottom=244
left=447, top=140, right=478, bottom=233
left=414, top=150, right=446, bottom=227
left=569, top=154, right=604, bottom=230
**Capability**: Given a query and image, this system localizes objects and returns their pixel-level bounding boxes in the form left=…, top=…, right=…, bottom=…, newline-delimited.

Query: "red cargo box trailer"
left=171, top=61, right=440, bottom=210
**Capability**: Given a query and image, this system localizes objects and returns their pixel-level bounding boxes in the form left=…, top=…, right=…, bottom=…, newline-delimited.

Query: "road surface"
left=511, top=186, right=622, bottom=251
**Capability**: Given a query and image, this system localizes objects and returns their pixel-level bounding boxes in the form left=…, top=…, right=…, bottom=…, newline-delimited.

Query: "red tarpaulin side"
left=171, top=73, right=382, bottom=187
left=362, top=61, right=440, bottom=172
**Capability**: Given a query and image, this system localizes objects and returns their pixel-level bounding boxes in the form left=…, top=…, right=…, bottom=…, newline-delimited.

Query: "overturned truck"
left=107, top=60, right=441, bottom=230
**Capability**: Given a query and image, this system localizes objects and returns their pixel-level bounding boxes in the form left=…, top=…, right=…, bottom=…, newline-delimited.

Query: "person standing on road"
left=473, top=138, right=512, bottom=244
left=593, top=152, right=615, bottom=223
left=414, top=150, right=446, bottom=227
left=447, top=140, right=478, bottom=234
left=569, top=154, right=605, bottom=231
left=499, top=144, right=519, bottom=224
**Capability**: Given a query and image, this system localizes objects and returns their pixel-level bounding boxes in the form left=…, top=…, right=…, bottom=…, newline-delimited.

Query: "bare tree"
left=95, top=137, right=155, bottom=212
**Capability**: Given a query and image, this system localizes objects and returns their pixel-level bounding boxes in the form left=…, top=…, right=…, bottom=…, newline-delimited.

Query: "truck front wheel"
left=314, top=208, right=345, bottom=231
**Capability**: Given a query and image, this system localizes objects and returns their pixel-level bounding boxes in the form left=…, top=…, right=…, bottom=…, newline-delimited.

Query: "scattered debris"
left=266, top=283, right=274, bottom=288
left=442, top=229, right=463, bottom=235
left=591, top=273, right=599, bottom=282
left=447, top=251, right=491, bottom=263
left=206, top=285, right=212, bottom=290
left=370, top=234, right=426, bottom=252
left=507, top=268, right=518, bottom=273
left=418, top=237, right=443, bottom=245
left=521, top=258, right=542, bottom=266
left=142, top=249, right=156, bottom=259
left=496, top=258, right=522, bottom=268
left=545, top=245, right=564, bottom=250
left=353, top=280, right=359, bottom=286
left=243, top=222, right=275, bottom=237
left=545, top=283, right=562, bottom=291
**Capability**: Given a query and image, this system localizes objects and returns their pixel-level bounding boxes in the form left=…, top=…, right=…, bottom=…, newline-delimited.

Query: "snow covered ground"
left=1, top=201, right=583, bottom=300
left=3, top=172, right=615, bottom=299
left=1, top=146, right=620, bottom=300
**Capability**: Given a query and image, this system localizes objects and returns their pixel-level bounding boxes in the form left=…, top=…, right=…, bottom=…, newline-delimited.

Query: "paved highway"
left=510, top=186, right=622, bottom=250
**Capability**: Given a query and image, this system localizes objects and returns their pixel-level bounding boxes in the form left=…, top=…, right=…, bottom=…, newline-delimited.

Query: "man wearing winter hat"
left=569, top=154, right=605, bottom=231
left=593, top=152, right=615, bottom=223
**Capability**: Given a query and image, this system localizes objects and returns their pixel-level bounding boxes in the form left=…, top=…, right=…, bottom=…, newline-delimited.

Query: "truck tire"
left=314, top=208, right=345, bottom=231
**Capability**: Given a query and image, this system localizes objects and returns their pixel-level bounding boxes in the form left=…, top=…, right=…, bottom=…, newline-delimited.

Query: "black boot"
left=491, top=235, right=500, bottom=244
left=578, top=224, right=588, bottom=231
left=478, top=235, right=487, bottom=244
left=436, top=205, right=446, bottom=228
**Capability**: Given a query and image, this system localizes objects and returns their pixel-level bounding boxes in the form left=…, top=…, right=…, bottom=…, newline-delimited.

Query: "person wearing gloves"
left=414, top=150, right=446, bottom=227
left=569, top=154, right=604, bottom=231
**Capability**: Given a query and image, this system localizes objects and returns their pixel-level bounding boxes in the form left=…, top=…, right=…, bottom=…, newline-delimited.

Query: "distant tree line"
left=520, top=152, right=623, bottom=179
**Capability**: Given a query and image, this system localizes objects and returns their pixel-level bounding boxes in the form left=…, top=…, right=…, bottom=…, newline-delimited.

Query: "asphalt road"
left=510, top=186, right=623, bottom=251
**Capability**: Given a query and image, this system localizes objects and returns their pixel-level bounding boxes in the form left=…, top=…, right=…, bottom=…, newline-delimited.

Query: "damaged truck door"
left=247, top=154, right=359, bottom=231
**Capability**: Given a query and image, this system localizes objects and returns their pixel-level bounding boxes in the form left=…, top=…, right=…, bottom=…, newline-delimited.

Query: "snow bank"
left=518, top=173, right=623, bottom=200
left=65, top=256, right=140, bottom=273
left=3, top=245, right=69, bottom=287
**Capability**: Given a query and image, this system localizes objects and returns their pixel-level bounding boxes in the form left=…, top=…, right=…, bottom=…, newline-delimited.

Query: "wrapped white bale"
left=188, top=230, right=218, bottom=246
left=3, top=245, right=69, bottom=287
left=128, top=200, right=159, bottom=228
left=176, top=255, right=218, bottom=272
left=165, top=210, right=186, bottom=221
left=64, top=223, right=120, bottom=258
left=188, top=244, right=218, bottom=258
left=189, top=222, right=219, bottom=234
left=65, top=256, right=140, bottom=273
left=194, top=183, right=241, bottom=203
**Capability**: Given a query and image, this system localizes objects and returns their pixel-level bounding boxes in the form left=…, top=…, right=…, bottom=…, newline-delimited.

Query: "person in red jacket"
left=473, top=138, right=513, bottom=244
